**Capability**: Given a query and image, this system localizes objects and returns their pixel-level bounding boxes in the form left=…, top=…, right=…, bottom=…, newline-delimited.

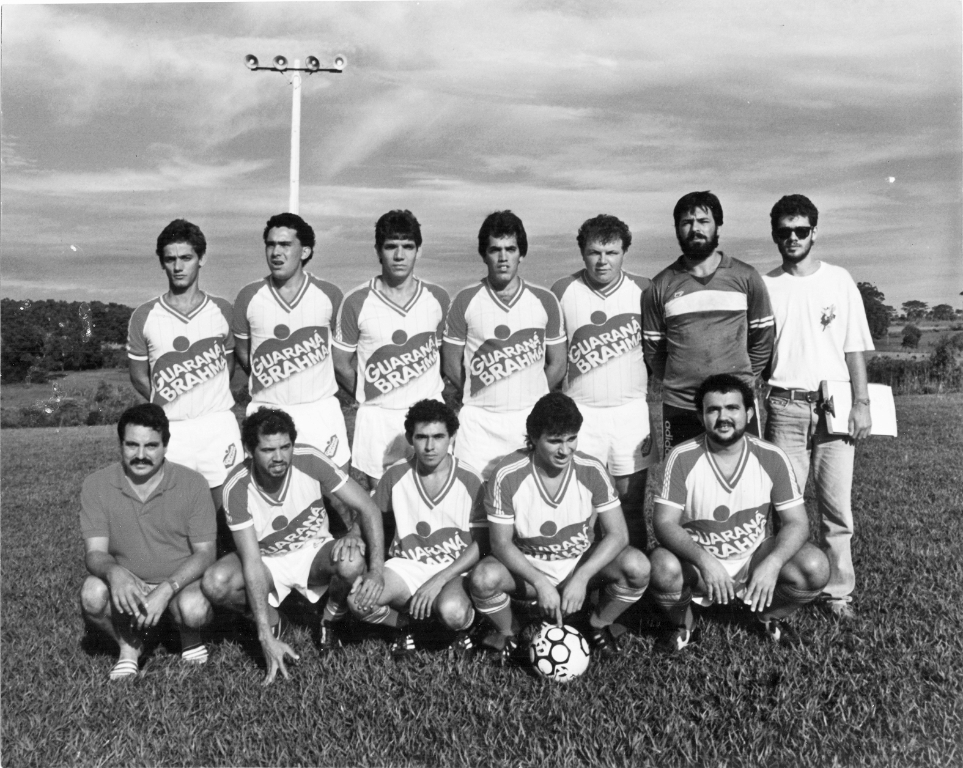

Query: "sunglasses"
left=775, top=226, right=813, bottom=240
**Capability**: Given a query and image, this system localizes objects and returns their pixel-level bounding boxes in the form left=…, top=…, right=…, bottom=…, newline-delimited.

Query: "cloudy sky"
left=2, top=0, right=961, bottom=314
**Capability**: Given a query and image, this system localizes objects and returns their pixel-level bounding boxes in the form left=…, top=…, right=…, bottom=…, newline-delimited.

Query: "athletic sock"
left=591, top=582, right=647, bottom=628
left=760, top=583, right=823, bottom=622
left=651, top=587, right=693, bottom=629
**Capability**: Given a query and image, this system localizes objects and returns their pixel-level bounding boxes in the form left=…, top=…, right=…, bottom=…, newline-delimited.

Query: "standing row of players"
left=82, top=190, right=873, bottom=679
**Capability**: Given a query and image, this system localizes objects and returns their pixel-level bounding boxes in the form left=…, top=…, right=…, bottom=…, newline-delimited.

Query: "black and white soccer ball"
left=529, top=624, right=590, bottom=682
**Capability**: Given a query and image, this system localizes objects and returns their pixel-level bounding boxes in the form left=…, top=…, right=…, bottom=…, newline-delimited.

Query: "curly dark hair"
left=404, top=399, right=459, bottom=438
left=375, top=210, right=422, bottom=250
left=769, top=194, right=819, bottom=230
left=241, top=407, right=298, bottom=454
left=117, top=403, right=170, bottom=446
left=155, top=219, right=206, bottom=262
left=673, top=191, right=723, bottom=228
left=477, top=210, right=528, bottom=257
left=576, top=214, right=632, bottom=253
left=525, top=392, right=583, bottom=449
left=694, top=373, right=755, bottom=413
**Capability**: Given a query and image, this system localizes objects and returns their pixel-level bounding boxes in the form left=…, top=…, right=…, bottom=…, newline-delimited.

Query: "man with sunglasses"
left=762, top=195, right=873, bottom=623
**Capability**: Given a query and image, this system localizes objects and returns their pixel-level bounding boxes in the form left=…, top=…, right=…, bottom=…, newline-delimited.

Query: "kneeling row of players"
left=81, top=377, right=830, bottom=684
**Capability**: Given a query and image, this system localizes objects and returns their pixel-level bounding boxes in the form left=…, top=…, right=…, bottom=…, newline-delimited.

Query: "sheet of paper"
left=820, top=381, right=897, bottom=437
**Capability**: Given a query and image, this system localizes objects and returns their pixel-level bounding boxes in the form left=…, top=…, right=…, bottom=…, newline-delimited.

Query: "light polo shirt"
left=80, top=461, right=217, bottom=583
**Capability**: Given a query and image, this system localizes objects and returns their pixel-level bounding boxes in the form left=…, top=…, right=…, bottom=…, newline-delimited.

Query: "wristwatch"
left=854, top=398, right=871, bottom=406
left=165, top=578, right=182, bottom=595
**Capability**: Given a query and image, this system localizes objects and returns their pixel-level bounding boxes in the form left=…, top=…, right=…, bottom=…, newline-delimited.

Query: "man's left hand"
left=331, top=534, right=366, bottom=563
left=559, top=575, right=588, bottom=618
left=743, top=559, right=782, bottom=613
left=349, top=571, right=385, bottom=613
left=134, top=582, right=173, bottom=629
left=410, top=575, right=446, bottom=621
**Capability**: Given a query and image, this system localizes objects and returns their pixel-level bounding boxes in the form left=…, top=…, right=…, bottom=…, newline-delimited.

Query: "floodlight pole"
left=244, top=53, right=346, bottom=215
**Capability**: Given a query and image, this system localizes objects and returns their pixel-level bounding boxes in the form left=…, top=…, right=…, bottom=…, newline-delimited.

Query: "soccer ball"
left=528, top=624, right=590, bottom=682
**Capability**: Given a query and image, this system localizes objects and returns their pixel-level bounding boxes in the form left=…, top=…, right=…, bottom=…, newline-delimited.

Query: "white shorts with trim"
left=262, top=536, right=333, bottom=608
left=691, top=551, right=754, bottom=607
left=247, top=397, right=350, bottom=467
left=522, top=553, right=581, bottom=588
left=167, top=410, right=242, bottom=488
left=385, top=557, right=458, bottom=597
left=574, top=399, right=656, bottom=476
left=351, top=404, right=415, bottom=480
left=453, top=405, right=528, bottom=480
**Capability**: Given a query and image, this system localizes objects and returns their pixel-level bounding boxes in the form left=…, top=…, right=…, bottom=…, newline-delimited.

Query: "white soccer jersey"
left=232, top=274, right=341, bottom=406
left=375, top=457, right=486, bottom=566
left=763, top=261, right=875, bottom=391
left=486, top=450, right=620, bottom=561
left=333, top=278, right=449, bottom=408
left=444, top=279, right=565, bottom=410
left=127, top=294, right=236, bottom=421
left=222, top=444, right=348, bottom=556
left=657, top=434, right=803, bottom=561
left=552, top=270, right=649, bottom=407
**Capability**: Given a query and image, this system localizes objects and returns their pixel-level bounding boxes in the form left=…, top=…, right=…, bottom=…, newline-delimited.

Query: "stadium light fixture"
left=243, top=53, right=346, bottom=214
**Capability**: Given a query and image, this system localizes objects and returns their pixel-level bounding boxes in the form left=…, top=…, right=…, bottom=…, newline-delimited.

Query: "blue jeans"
left=765, top=396, right=855, bottom=603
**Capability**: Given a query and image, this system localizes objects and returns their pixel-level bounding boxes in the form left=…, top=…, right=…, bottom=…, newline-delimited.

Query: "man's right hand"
left=534, top=581, right=563, bottom=627
left=259, top=635, right=300, bottom=686
left=106, top=566, right=150, bottom=617
left=698, top=557, right=736, bottom=605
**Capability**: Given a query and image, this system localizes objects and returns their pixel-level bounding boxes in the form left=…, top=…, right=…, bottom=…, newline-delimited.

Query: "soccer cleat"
left=587, top=625, right=620, bottom=658
left=108, top=658, right=139, bottom=680
left=760, top=618, right=803, bottom=647
left=318, top=619, right=342, bottom=656
left=449, top=629, right=476, bottom=660
left=654, top=625, right=699, bottom=655
left=492, top=634, right=527, bottom=666
left=390, top=630, right=417, bottom=661
left=819, top=600, right=856, bottom=623
left=180, top=643, right=209, bottom=664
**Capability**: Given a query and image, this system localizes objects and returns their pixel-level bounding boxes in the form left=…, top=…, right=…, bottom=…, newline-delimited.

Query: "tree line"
left=1, top=298, right=132, bottom=383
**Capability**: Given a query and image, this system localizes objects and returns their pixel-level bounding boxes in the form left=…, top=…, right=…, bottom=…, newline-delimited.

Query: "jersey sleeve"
left=842, top=271, right=875, bottom=353
left=456, top=463, right=488, bottom=532
left=424, top=282, right=451, bottom=340
left=314, top=279, right=343, bottom=333
left=641, top=278, right=668, bottom=382
left=484, top=469, right=516, bottom=526
left=222, top=466, right=254, bottom=531
left=578, top=455, right=620, bottom=512
left=294, top=445, right=349, bottom=495
left=373, top=463, right=402, bottom=516
left=210, top=296, right=236, bottom=353
left=79, top=472, right=109, bottom=539
left=758, top=443, right=804, bottom=511
left=333, top=285, right=368, bottom=352
left=231, top=283, right=259, bottom=340
left=443, top=286, right=476, bottom=345
left=532, top=285, right=566, bottom=344
left=126, top=302, right=152, bottom=361
left=655, top=445, right=691, bottom=510
left=745, top=266, right=775, bottom=379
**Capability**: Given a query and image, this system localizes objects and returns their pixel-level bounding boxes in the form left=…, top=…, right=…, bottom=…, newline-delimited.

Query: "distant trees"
left=857, top=282, right=891, bottom=340
left=931, top=304, right=956, bottom=321
left=0, top=299, right=132, bottom=383
left=901, top=300, right=929, bottom=321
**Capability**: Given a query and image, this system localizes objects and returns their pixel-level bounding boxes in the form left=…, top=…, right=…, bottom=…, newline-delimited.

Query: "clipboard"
left=818, top=381, right=898, bottom=437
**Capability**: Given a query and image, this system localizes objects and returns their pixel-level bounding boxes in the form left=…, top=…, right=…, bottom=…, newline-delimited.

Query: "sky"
left=2, top=0, right=961, bottom=314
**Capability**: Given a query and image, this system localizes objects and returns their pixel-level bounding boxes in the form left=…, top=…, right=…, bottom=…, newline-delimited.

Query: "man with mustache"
left=80, top=404, right=217, bottom=679
left=642, top=192, right=774, bottom=454
left=762, top=195, right=874, bottom=623
left=647, top=374, right=829, bottom=653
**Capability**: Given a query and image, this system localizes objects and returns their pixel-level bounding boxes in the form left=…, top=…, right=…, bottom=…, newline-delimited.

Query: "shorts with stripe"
left=351, top=404, right=415, bottom=480
left=167, top=410, right=242, bottom=488
left=262, top=536, right=333, bottom=608
left=575, top=399, right=657, bottom=477
left=690, top=551, right=754, bottom=607
left=453, top=405, right=528, bottom=480
left=385, top=557, right=460, bottom=597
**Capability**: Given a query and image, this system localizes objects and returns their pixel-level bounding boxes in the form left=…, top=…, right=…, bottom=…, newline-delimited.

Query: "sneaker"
left=760, top=618, right=803, bottom=647
left=449, top=629, right=476, bottom=660
left=654, top=625, right=699, bottom=655
left=390, top=630, right=416, bottom=661
left=493, top=634, right=526, bottom=666
left=587, top=625, right=620, bottom=659
left=318, top=619, right=342, bottom=655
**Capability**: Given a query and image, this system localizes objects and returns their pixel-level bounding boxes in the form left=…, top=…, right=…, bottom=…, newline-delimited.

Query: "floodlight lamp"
left=273, top=55, right=288, bottom=71
left=244, top=54, right=259, bottom=70
left=305, top=56, right=321, bottom=71
left=333, top=55, right=346, bottom=71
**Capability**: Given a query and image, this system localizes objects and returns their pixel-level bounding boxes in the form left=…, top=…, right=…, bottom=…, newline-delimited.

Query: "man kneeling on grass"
left=649, top=373, right=830, bottom=653
left=469, top=392, right=650, bottom=663
left=80, top=404, right=217, bottom=680
left=201, top=407, right=385, bottom=685
left=348, top=399, right=487, bottom=660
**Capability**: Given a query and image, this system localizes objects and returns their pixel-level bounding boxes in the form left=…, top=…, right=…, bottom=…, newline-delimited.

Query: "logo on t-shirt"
left=821, top=305, right=836, bottom=331
left=151, top=336, right=228, bottom=405
left=683, top=503, right=768, bottom=559
left=250, top=326, right=329, bottom=394
left=363, top=331, right=439, bottom=400
left=257, top=500, right=328, bottom=556
left=567, top=312, right=640, bottom=382
left=468, top=327, right=545, bottom=396
left=391, top=525, right=470, bottom=565
left=519, top=519, right=592, bottom=561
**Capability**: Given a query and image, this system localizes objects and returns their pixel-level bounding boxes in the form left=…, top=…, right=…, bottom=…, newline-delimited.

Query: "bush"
left=902, top=324, right=922, bottom=348
left=0, top=380, right=142, bottom=429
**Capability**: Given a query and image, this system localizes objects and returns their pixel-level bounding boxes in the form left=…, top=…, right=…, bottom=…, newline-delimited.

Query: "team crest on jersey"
left=223, top=444, right=237, bottom=468
left=151, top=336, right=228, bottom=404
left=683, top=503, right=768, bottom=559
left=567, top=312, right=641, bottom=381
left=520, top=519, right=591, bottom=561
left=250, top=326, right=329, bottom=394
left=363, top=331, right=439, bottom=400
left=323, top=435, right=339, bottom=458
left=468, top=327, right=545, bottom=395
left=392, top=526, right=470, bottom=565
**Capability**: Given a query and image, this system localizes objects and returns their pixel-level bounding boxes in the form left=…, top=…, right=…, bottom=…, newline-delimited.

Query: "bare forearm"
left=846, top=351, right=870, bottom=398
left=85, top=550, right=124, bottom=582
left=493, top=534, right=551, bottom=590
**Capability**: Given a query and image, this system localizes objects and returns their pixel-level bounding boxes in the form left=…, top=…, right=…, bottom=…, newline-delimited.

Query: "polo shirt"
left=80, top=461, right=216, bottom=583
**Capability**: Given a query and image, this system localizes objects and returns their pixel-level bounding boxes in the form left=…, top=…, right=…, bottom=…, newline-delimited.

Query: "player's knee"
left=648, top=547, right=684, bottom=593
left=436, top=592, right=472, bottom=630
left=80, top=576, right=110, bottom=618
left=798, top=547, right=830, bottom=591
left=467, top=560, right=502, bottom=599
left=172, top=587, right=213, bottom=629
left=201, top=562, right=233, bottom=605
left=619, top=548, right=651, bottom=589
left=334, top=551, right=366, bottom=583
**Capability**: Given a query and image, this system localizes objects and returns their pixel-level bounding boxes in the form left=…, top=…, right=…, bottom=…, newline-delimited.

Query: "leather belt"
left=769, top=387, right=820, bottom=403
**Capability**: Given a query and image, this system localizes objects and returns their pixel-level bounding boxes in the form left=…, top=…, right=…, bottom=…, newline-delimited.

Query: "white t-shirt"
left=763, top=261, right=874, bottom=391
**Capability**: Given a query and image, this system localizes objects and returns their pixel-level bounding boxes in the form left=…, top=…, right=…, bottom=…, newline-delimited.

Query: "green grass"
left=3, top=396, right=962, bottom=767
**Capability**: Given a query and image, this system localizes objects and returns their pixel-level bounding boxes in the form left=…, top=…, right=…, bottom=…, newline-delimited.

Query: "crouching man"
left=80, top=403, right=217, bottom=680
left=649, top=373, right=829, bottom=653
left=348, top=399, right=486, bottom=660
left=202, top=407, right=385, bottom=685
left=469, top=392, right=650, bottom=662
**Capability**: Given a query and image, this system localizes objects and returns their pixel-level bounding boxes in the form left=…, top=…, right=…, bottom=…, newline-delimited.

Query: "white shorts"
left=574, top=399, right=657, bottom=476
left=454, top=405, right=528, bottom=480
left=385, top=557, right=457, bottom=597
left=351, top=404, right=415, bottom=480
left=691, top=551, right=754, bottom=607
left=262, top=537, right=332, bottom=608
left=523, top=553, right=581, bottom=588
left=167, top=410, right=243, bottom=488
left=247, top=397, right=350, bottom=467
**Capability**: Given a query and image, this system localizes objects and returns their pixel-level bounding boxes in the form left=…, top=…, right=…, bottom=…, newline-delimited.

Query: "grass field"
left=2, top=395, right=962, bottom=767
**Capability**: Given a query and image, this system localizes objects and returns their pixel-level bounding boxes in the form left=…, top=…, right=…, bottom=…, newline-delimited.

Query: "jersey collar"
left=703, top=434, right=750, bottom=493
left=412, top=456, right=458, bottom=509
left=530, top=455, right=574, bottom=508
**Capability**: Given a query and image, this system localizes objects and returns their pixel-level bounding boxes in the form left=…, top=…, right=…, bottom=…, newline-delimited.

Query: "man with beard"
left=647, top=374, right=829, bottom=653
left=642, top=191, right=774, bottom=453
left=762, top=195, right=873, bottom=623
